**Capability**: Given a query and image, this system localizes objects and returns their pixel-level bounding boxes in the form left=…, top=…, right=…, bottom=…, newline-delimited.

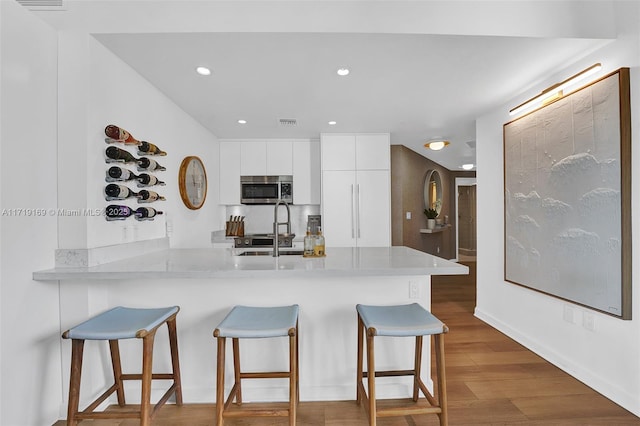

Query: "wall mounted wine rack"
left=103, top=124, right=167, bottom=221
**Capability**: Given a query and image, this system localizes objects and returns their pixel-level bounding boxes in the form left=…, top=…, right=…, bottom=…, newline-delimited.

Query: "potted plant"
left=424, top=208, right=438, bottom=230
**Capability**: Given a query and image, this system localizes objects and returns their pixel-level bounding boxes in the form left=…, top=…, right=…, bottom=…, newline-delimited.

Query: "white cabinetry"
left=321, top=133, right=390, bottom=247
left=293, top=139, right=320, bottom=205
left=240, top=140, right=293, bottom=176
left=219, top=141, right=241, bottom=204
left=266, top=140, right=293, bottom=175
left=220, top=139, right=320, bottom=205
left=240, top=141, right=267, bottom=175
left=321, top=133, right=390, bottom=171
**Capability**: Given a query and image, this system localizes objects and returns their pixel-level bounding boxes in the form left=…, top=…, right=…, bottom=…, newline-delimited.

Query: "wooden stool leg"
left=435, top=333, right=448, bottom=426
left=232, top=337, right=242, bottom=405
left=108, top=340, right=126, bottom=406
left=356, top=316, right=364, bottom=404
left=167, top=317, right=183, bottom=405
left=140, top=331, right=156, bottom=426
left=289, top=331, right=297, bottom=426
left=67, top=339, right=84, bottom=426
left=366, top=331, right=376, bottom=426
left=216, top=337, right=226, bottom=426
left=413, top=335, right=423, bottom=402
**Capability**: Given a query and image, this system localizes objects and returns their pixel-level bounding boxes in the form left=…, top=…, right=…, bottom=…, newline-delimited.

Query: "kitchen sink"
left=236, top=250, right=304, bottom=256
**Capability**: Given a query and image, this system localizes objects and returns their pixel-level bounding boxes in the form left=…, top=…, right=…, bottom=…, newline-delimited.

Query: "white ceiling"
left=28, top=1, right=616, bottom=171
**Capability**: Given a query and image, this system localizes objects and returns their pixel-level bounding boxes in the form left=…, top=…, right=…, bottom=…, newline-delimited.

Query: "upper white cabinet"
left=219, top=139, right=319, bottom=205
left=320, top=133, right=390, bottom=247
left=240, top=140, right=293, bottom=176
left=240, top=141, right=267, bottom=175
left=266, top=140, right=293, bottom=175
left=321, top=133, right=390, bottom=171
left=219, top=141, right=241, bottom=204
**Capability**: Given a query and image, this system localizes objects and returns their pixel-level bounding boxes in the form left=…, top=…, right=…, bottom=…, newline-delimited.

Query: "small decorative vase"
left=436, top=218, right=444, bottom=226
left=427, top=219, right=436, bottom=230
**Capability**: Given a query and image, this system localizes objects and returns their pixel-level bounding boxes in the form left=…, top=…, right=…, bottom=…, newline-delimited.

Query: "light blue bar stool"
left=213, top=304, right=299, bottom=425
left=62, top=306, right=183, bottom=426
left=356, top=303, right=449, bottom=426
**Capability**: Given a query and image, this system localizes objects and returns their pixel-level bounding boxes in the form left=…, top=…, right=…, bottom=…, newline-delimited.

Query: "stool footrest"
left=363, top=369, right=416, bottom=378
left=76, top=410, right=140, bottom=420
left=120, top=373, right=177, bottom=381
left=240, top=371, right=291, bottom=379
left=224, top=407, right=291, bottom=418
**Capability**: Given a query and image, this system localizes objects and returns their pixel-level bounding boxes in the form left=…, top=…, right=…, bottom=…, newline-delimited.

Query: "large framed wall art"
left=503, top=68, right=631, bottom=319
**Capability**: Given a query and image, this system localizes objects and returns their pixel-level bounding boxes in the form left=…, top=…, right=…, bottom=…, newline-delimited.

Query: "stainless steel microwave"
left=240, top=175, right=293, bottom=204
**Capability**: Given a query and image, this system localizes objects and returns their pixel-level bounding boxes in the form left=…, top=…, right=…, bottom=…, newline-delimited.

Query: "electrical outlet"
left=563, top=305, right=574, bottom=324
left=583, top=312, right=595, bottom=331
left=436, top=246, right=440, bottom=254
left=409, top=281, right=420, bottom=299
left=406, top=211, right=412, bottom=220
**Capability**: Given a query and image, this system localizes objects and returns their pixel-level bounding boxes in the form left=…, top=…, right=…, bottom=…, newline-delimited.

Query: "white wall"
left=1, top=4, right=223, bottom=424
left=0, top=1, right=62, bottom=425
left=57, top=33, right=221, bottom=250
left=475, top=1, right=640, bottom=415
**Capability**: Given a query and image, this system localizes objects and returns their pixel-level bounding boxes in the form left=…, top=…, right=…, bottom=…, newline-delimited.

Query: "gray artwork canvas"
left=504, top=70, right=631, bottom=318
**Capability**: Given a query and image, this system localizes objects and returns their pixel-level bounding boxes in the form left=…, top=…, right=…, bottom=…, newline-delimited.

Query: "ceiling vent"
left=16, top=0, right=65, bottom=10
left=278, top=118, right=297, bottom=127
left=466, top=140, right=477, bottom=149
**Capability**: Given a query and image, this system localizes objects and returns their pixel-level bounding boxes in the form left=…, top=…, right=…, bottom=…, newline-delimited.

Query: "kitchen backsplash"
left=223, top=204, right=321, bottom=236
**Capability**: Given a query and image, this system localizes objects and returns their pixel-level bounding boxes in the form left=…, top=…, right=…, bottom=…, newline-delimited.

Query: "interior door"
left=458, top=185, right=477, bottom=256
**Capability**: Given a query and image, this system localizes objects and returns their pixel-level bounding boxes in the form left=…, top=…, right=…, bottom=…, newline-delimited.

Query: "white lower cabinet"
left=322, top=169, right=390, bottom=247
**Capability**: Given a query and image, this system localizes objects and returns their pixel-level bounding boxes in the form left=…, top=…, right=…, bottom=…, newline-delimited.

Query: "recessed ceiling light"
left=196, top=66, right=211, bottom=76
left=237, top=119, right=247, bottom=124
left=337, top=68, right=350, bottom=76
left=462, top=164, right=474, bottom=170
left=328, top=121, right=337, bottom=125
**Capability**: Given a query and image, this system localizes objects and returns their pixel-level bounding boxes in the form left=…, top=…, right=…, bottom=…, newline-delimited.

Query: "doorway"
left=455, top=178, right=476, bottom=261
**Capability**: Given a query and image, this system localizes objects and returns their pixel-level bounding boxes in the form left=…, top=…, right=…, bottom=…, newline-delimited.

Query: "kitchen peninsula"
left=34, top=242, right=467, bottom=408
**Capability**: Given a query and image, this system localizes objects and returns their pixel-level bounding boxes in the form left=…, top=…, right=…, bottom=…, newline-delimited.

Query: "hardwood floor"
left=54, top=261, right=640, bottom=425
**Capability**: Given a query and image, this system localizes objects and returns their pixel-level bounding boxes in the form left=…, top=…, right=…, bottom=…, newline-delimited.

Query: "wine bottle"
left=105, top=146, right=138, bottom=163
left=136, top=173, right=165, bottom=187
left=137, top=157, right=166, bottom=171
left=106, top=166, right=139, bottom=182
left=137, top=189, right=165, bottom=203
left=134, top=207, right=163, bottom=221
left=104, top=204, right=134, bottom=221
left=138, top=141, right=167, bottom=156
left=104, top=124, right=141, bottom=145
left=104, top=183, right=138, bottom=201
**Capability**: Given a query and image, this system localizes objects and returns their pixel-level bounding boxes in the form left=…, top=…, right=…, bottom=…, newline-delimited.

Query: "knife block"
left=225, top=221, right=244, bottom=237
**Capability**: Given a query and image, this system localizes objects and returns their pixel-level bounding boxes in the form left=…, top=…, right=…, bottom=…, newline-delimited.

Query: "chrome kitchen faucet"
left=273, top=199, right=291, bottom=257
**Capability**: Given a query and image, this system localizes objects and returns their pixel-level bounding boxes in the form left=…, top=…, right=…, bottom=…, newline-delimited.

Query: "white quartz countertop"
left=33, top=246, right=468, bottom=280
